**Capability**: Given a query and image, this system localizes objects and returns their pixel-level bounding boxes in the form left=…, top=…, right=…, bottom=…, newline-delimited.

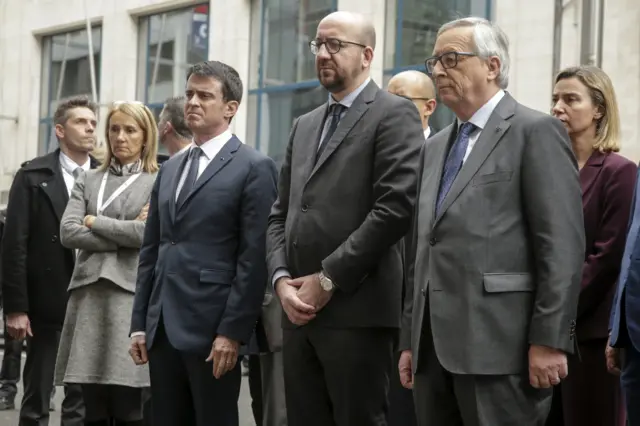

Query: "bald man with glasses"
left=388, top=71, right=437, bottom=140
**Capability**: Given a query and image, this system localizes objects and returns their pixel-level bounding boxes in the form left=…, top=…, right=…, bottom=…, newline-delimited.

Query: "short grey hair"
left=438, top=17, right=510, bottom=89
left=161, top=96, right=192, bottom=140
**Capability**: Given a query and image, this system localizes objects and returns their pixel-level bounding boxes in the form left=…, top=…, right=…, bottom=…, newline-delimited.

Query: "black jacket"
left=0, top=150, right=99, bottom=329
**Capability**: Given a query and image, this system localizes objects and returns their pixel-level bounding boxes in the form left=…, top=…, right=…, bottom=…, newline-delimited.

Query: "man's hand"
left=136, top=203, right=149, bottom=222
left=129, top=335, right=149, bottom=365
left=528, top=344, right=568, bottom=388
left=605, top=336, right=623, bottom=375
left=293, top=273, right=333, bottom=312
left=6, top=313, right=32, bottom=340
left=275, top=277, right=316, bottom=326
left=398, top=350, right=414, bottom=389
left=83, top=215, right=96, bottom=229
left=206, top=335, right=240, bottom=379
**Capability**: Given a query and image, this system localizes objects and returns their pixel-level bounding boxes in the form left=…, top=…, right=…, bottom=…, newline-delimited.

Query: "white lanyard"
left=96, top=172, right=141, bottom=216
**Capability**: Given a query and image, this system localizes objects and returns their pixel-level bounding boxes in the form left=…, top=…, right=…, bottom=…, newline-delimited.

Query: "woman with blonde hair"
left=548, top=65, right=636, bottom=426
left=56, top=101, right=159, bottom=426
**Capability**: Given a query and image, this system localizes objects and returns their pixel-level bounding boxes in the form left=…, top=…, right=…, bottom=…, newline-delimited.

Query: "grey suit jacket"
left=400, top=93, right=585, bottom=375
left=60, top=169, right=156, bottom=293
left=267, top=80, right=425, bottom=329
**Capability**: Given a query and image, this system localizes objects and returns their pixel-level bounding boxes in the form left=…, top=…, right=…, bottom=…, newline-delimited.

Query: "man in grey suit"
left=266, top=11, right=424, bottom=426
left=129, top=60, right=278, bottom=426
left=399, top=18, right=585, bottom=425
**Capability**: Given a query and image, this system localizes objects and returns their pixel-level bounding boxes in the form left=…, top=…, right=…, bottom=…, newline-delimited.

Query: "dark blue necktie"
left=436, top=122, right=477, bottom=214
left=177, top=147, right=202, bottom=207
left=316, top=103, right=346, bottom=161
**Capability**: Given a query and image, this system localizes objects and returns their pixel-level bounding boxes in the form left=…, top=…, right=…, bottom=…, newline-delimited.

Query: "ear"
left=486, top=56, right=502, bottom=83
left=225, top=101, right=239, bottom=120
left=164, top=121, right=174, bottom=135
left=54, top=123, right=65, bottom=140
left=362, top=47, right=374, bottom=69
left=594, top=105, right=604, bottom=121
left=424, top=99, right=437, bottom=116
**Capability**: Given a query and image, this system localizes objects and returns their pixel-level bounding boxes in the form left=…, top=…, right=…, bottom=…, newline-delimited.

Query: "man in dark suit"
left=1, top=97, right=99, bottom=426
left=608, top=165, right=640, bottom=425
left=129, top=60, right=278, bottom=426
left=399, top=17, right=584, bottom=425
left=266, top=11, right=424, bottom=426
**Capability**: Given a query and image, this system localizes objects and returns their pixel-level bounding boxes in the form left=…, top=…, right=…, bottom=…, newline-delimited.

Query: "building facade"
left=0, top=0, right=639, bottom=202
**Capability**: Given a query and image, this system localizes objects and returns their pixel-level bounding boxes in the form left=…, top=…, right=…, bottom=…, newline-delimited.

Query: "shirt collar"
left=192, top=129, right=234, bottom=160
left=424, top=127, right=431, bottom=140
left=59, top=150, right=91, bottom=174
left=457, top=89, right=506, bottom=131
left=328, top=77, right=372, bottom=108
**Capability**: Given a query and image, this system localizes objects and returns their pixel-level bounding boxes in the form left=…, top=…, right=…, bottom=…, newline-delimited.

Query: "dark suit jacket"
left=1, top=149, right=99, bottom=329
left=131, top=136, right=278, bottom=356
left=577, top=151, right=635, bottom=341
left=401, top=94, right=585, bottom=375
left=266, top=80, right=425, bottom=329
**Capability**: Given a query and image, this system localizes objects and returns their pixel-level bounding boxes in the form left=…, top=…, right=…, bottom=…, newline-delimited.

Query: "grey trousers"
left=260, top=351, right=287, bottom=426
left=413, top=346, right=553, bottom=426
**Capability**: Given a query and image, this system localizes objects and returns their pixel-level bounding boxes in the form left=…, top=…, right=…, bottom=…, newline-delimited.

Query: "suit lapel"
left=580, top=151, right=606, bottom=197
left=434, top=94, right=515, bottom=224
left=177, top=136, right=242, bottom=212
left=299, top=106, right=328, bottom=185
left=37, top=152, right=69, bottom=222
left=307, top=81, right=378, bottom=182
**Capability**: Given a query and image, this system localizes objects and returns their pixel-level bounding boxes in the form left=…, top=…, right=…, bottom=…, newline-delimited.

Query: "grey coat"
left=60, top=169, right=157, bottom=292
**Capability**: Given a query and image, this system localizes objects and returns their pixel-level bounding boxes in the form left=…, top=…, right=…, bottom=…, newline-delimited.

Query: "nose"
left=116, top=129, right=127, bottom=142
left=316, top=43, right=331, bottom=60
left=551, top=101, right=564, bottom=116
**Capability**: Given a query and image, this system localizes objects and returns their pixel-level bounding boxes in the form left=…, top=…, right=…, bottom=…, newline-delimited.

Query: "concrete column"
left=337, top=0, right=386, bottom=86
left=208, top=0, right=251, bottom=143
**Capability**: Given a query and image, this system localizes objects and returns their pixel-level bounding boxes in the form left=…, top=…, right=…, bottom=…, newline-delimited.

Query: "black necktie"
left=316, top=103, right=346, bottom=161
left=177, top=147, right=202, bottom=207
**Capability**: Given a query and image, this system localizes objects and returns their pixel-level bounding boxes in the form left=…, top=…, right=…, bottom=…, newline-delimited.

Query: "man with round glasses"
left=399, top=17, right=584, bottom=426
left=267, top=10, right=424, bottom=426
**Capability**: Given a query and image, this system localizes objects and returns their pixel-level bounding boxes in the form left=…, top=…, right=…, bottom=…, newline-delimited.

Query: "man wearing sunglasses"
left=387, top=70, right=437, bottom=140
left=399, top=17, right=584, bottom=426
left=267, top=11, right=424, bottom=426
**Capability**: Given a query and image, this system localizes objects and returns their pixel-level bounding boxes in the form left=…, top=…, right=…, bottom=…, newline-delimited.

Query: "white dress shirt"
left=59, top=151, right=91, bottom=196
left=458, top=89, right=505, bottom=163
left=424, top=127, right=431, bottom=140
left=175, top=129, right=235, bottom=201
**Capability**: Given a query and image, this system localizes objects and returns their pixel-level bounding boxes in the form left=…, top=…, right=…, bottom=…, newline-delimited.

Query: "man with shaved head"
left=388, top=70, right=437, bottom=139
left=267, top=10, right=424, bottom=426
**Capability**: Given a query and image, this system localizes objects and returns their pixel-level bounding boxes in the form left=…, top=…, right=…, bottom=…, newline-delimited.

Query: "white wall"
left=0, top=0, right=252, bottom=201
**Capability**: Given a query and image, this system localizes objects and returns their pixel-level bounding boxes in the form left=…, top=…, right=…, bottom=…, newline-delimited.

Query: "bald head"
left=387, top=71, right=437, bottom=131
left=387, top=71, right=435, bottom=100
left=321, top=11, right=376, bottom=49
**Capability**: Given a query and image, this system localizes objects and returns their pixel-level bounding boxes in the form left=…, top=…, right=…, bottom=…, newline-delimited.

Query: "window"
left=383, top=0, right=490, bottom=132
left=248, top=0, right=337, bottom=164
left=39, top=26, right=102, bottom=154
left=137, top=4, right=210, bottom=123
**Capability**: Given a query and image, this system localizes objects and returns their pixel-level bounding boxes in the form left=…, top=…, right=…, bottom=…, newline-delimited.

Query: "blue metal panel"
left=248, top=79, right=320, bottom=95
left=394, top=0, right=404, bottom=68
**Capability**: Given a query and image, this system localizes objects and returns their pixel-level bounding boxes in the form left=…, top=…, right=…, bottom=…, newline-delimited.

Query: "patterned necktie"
left=316, top=103, right=346, bottom=161
left=177, top=147, right=202, bottom=207
left=436, top=122, right=477, bottom=214
left=72, top=167, right=83, bottom=180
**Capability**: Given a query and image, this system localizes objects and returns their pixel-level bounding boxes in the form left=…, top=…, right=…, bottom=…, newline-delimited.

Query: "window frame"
left=248, top=0, right=338, bottom=152
left=38, top=26, right=103, bottom=155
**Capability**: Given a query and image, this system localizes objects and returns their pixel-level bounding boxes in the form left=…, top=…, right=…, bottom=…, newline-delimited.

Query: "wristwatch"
left=318, top=270, right=334, bottom=292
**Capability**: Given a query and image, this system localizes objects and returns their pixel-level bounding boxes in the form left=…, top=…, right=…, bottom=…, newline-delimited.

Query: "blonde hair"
left=555, top=66, right=621, bottom=153
left=100, top=102, right=159, bottom=173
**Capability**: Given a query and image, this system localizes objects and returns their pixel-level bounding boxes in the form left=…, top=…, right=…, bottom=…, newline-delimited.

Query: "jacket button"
left=51, top=234, right=58, bottom=242
left=421, top=288, right=427, bottom=296
left=301, top=204, right=309, bottom=212
left=293, top=241, right=298, bottom=248
left=171, top=241, right=176, bottom=245
left=429, top=237, right=437, bottom=246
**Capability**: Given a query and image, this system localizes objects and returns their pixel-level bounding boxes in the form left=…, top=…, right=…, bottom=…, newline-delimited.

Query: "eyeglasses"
left=309, top=38, right=367, bottom=55
left=424, top=51, right=477, bottom=75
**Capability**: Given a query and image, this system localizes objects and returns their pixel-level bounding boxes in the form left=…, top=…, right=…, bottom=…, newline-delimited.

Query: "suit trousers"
left=248, top=354, right=264, bottom=425
left=147, top=321, right=241, bottom=426
left=282, top=326, right=395, bottom=426
left=414, top=313, right=552, bottom=426
left=622, top=340, right=640, bottom=426
left=260, top=351, right=287, bottom=426
left=20, top=326, right=84, bottom=426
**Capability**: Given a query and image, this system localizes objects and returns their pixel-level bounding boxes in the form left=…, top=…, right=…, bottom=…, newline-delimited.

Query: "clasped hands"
left=276, top=273, right=334, bottom=326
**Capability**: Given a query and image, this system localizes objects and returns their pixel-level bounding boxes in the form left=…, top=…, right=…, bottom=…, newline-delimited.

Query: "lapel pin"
left=41, top=182, right=47, bottom=187
left=220, top=157, right=225, bottom=161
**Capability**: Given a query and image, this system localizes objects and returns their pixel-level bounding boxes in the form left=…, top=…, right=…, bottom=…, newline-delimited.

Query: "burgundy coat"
left=577, top=150, right=636, bottom=341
